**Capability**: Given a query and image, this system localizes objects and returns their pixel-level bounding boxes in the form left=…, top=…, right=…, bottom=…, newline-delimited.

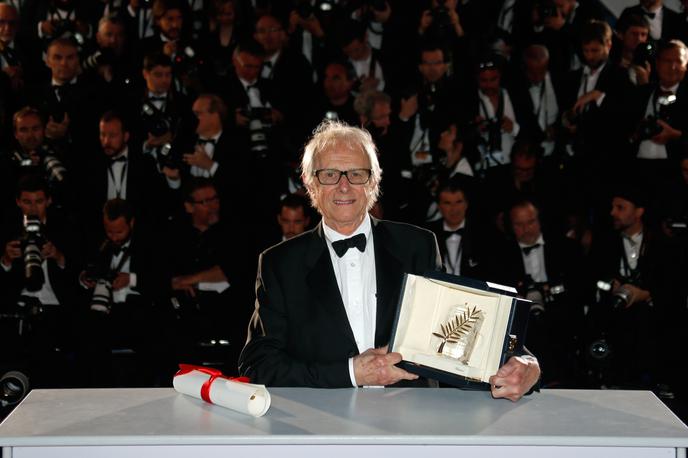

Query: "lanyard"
left=533, top=81, right=548, bottom=129
left=620, top=235, right=645, bottom=282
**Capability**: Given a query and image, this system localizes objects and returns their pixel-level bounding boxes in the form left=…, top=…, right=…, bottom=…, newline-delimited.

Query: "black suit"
left=239, top=218, right=442, bottom=387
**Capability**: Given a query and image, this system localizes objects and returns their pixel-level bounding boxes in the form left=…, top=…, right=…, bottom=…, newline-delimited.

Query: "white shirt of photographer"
left=519, top=234, right=547, bottom=283
left=110, top=242, right=139, bottom=304
left=477, top=88, right=520, bottom=167
left=323, top=214, right=377, bottom=387
left=190, top=131, right=221, bottom=178
left=637, top=83, right=679, bottom=160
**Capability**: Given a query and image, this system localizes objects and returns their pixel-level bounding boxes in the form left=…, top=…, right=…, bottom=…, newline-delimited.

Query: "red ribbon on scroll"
left=175, top=364, right=250, bottom=404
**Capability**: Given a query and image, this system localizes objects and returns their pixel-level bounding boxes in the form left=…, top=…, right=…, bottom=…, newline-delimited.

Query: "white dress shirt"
left=350, top=52, right=385, bottom=91
left=443, top=220, right=466, bottom=275
left=637, top=83, right=679, bottom=160
left=190, top=131, right=221, bottom=178
left=528, top=72, right=559, bottom=156
left=110, top=241, right=139, bottom=304
left=323, top=215, right=377, bottom=387
left=477, top=88, right=520, bottom=168
left=620, top=231, right=643, bottom=276
left=107, top=148, right=129, bottom=200
left=519, top=234, right=547, bottom=283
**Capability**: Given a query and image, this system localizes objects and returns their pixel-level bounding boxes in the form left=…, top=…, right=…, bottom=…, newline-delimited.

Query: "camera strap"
left=110, top=245, right=131, bottom=275
left=533, top=81, right=548, bottom=131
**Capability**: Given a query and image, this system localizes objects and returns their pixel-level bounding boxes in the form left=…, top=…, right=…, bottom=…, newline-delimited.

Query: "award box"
left=389, top=271, right=530, bottom=389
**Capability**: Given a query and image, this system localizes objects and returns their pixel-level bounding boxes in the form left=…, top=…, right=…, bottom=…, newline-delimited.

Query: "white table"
left=1, top=388, right=687, bottom=457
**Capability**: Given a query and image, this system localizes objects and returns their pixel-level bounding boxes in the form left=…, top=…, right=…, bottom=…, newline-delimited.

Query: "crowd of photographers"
left=0, top=0, right=687, bottom=408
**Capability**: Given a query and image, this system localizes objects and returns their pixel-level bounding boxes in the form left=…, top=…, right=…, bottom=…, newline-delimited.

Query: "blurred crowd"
left=0, top=0, right=687, bottom=409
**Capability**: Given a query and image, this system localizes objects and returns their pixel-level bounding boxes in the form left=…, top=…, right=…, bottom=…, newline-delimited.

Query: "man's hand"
left=489, top=355, right=540, bottom=402
left=501, top=116, right=514, bottom=133
left=235, top=108, right=249, bottom=127
left=183, top=145, right=214, bottom=170
left=162, top=165, right=180, bottom=181
left=399, top=94, right=418, bottom=120
left=418, top=9, right=433, bottom=34
left=353, top=346, right=418, bottom=386
left=171, top=274, right=197, bottom=297
left=112, top=272, right=131, bottom=290
left=79, top=270, right=96, bottom=289
left=40, top=20, right=55, bottom=36
left=359, top=75, right=380, bottom=92
left=633, top=63, right=651, bottom=86
left=145, top=131, right=173, bottom=147
left=41, top=241, right=65, bottom=267
left=650, top=119, right=682, bottom=145
left=162, top=41, right=177, bottom=57
left=45, top=114, right=70, bottom=139
left=620, top=284, right=651, bottom=307
left=1, top=240, right=21, bottom=267
left=572, top=90, right=603, bottom=114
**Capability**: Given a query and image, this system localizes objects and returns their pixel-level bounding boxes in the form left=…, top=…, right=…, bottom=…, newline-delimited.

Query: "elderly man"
left=239, top=121, right=540, bottom=401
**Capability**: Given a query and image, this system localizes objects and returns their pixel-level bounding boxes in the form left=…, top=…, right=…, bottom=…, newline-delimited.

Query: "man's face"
left=186, top=186, right=220, bottom=228
left=323, top=63, right=353, bottom=101
left=193, top=97, right=221, bottom=136
left=512, top=153, right=536, bottom=184
left=143, top=64, right=172, bottom=93
left=656, top=47, right=687, bottom=88
left=277, top=206, right=309, bottom=239
left=438, top=190, right=468, bottom=228
left=511, top=204, right=541, bottom=245
left=96, top=20, right=125, bottom=53
left=233, top=51, right=262, bottom=83
left=342, top=37, right=368, bottom=61
left=0, top=5, right=18, bottom=44
left=158, top=8, right=183, bottom=40
left=524, top=56, right=548, bottom=84
left=621, top=26, right=648, bottom=53
left=419, top=50, right=447, bottom=83
left=610, top=197, right=643, bottom=232
left=17, top=191, right=50, bottom=220
left=46, top=43, right=79, bottom=83
left=14, top=114, right=45, bottom=152
left=367, top=102, right=391, bottom=135
left=104, top=216, right=133, bottom=246
left=216, top=2, right=235, bottom=26
left=254, top=15, right=285, bottom=54
left=477, top=68, right=501, bottom=96
left=581, top=40, right=610, bottom=69
left=99, top=119, right=129, bottom=157
left=310, top=144, right=373, bottom=234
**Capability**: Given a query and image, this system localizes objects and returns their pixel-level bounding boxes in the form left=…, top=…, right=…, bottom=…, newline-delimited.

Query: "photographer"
left=0, top=107, right=71, bottom=210
left=628, top=40, right=687, bottom=185
left=463, top=56, right=520, bottom=174
left=501, top=199, right=585, bottom=386
left=611, top=14, right=652, bottom=86
left=140, top=0, right=204, bottom=96
left=35, top=0, right=92, bottom=46
left=137, top=52, right=189, bottom=180
left=165, top=178, right=253, bottom=375
left=618, top=0, right=683, bottom=42
left=588, top=187, right=677, bottom=389
left=0, top=175, right=79, bottom=388
left=78, top=198, right=164, bottom=386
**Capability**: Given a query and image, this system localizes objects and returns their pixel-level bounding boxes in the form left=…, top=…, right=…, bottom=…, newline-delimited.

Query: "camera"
left=430, top=3, right=453, bottom=35
left=241, top=107, right=272, bottom=157
left=13, top=146, right=67, bottom=184
left=636, top=93, right=677, bottom=141
left=521, top=278, right=567, bottom=316
left=141, top=100, right=173, bottom=138
left=82, top=47, right=115, bottom=71
left=173, top=45, right=203, bottom=77
left=632, top=41, right=656, bottom=66
left=296, top=1, right=314, bottom=19
left=0, top=370, right=29, bottom=407
left=83, top=262, right=116, bottom=314
left=20, top=215, right=45, bottom=292
left=596, top=279, right=632, bottom=310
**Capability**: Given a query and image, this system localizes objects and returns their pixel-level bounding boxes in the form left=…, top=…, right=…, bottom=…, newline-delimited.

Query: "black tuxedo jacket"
left=239, top=218, right=442, bottom=387
left=509, top=70, right=564, bottom=144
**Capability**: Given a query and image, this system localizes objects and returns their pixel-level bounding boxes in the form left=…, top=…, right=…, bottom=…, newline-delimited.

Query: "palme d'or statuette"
left=432, top=305, right=483, bottom=364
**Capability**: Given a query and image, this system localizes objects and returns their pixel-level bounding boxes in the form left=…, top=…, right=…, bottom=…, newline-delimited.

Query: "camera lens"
left=0, top=371, right=29, bottom=407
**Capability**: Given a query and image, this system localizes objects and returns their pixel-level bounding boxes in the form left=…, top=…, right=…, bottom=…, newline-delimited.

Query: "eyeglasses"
left=191, top=195, right=219, bottom=205
left=313, top=169, right=371, bottom=185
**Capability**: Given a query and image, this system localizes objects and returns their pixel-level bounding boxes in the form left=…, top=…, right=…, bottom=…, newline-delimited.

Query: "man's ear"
left=184, top=201, right=193, bottom=214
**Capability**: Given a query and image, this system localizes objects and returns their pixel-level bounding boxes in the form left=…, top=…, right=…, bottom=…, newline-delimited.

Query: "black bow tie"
left=109, top=155, right=127, bottom=164
left=111, top=243, right=128, bottom=256
left=148, top=95, right=166, bottom=102
left=521, top=243, right=541, bottom=255
left=642, top=10, right=656, bottom=19
left=263, top=61, right=273, bottom=68
left=332, top=234, right=367, bottom=257
left=197, top=138, right=216, bottom=146
left=444, top=228, right=464, bottom=238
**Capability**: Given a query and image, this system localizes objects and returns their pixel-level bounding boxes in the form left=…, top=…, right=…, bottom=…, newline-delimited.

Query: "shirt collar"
left=583, top=61, right=606, bottom=77
left=52, top=76, right=78, bottom=86
left=443, top=219, right=466, bottom=232
left=200, top=130, right=222, bottom=142
left=111, top=147, right=129, bottom=161
left=518, top=233, right=545, bottom=249
left=659, top=82, right=680, bottom=94
left=323, top=213, right=372, bottom=244
left=240, top=77, right=258, bottom=89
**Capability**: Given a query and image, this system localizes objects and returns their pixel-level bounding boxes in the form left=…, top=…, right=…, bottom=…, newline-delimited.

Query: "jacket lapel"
left=371, top=219, right=405, bottom=347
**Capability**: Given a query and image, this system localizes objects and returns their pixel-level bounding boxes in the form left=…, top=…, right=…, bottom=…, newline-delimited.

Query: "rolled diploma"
left=173, top=370, right=271, bottom=417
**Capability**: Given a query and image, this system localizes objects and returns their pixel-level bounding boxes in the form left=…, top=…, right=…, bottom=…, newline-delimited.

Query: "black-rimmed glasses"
left=313, top=169, right=372, bottom=185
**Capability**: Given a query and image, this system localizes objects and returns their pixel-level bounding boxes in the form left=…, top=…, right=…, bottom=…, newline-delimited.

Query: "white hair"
left=301, top=120, right=382, bottom=212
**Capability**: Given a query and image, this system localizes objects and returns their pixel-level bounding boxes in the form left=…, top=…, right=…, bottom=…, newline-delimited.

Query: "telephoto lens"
left=0, top=370, right=29, bottom=407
